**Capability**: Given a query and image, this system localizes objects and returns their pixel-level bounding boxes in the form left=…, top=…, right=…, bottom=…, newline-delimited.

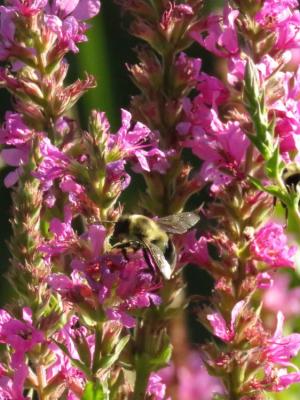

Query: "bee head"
left=282, top=163, right=300, bottom=191
left=113, top=216, right=130, bottom=241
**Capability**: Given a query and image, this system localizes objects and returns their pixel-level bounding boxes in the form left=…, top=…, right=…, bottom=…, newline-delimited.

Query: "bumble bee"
left=278, top=163, right=300, bottom=220
left=112, top=212, right=200, bottom=279
left=282, top=163, right=300, bottom=191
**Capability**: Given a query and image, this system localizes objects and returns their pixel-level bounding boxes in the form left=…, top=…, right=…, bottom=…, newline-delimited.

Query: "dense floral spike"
left=181, top=0, right=300, bottom=398
left=0, top=0, right=103, bottom=398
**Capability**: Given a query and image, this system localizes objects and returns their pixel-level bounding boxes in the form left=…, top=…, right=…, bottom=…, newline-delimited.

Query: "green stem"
left=36, top=365, right=47, bottom=400
left=132, top=365, right=151, bottom=400
left=287, top=205, right=300, bottom=243
left=92, top=324, right=103, bottom=374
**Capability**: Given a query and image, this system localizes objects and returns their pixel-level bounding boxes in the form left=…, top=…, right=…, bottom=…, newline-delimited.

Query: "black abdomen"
left=164, top=239, right=176, bottom=266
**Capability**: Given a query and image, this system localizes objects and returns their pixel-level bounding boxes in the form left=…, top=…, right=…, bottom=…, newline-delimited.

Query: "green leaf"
left=244, top=59, right=261, bottom=105
left=263, top=185, right=287, bottom=202
left=94, top=335, right=130, bottom=372
left=266, top=145, right=283, bottom=178
left=82, top=381, right=108, bottom=400
left=248, top=175, right=265, bottom=191
left=248, top=176, right=287, bottom=202
left=247, top=133, right=271, bottom=160
left=149, top=342, right=172, bottom=370
left=244, top=59, right=276, bottom=160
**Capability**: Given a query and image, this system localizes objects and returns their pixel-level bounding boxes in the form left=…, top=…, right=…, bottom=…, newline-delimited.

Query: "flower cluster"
left=1, top=0, right=300, bottom=399
left=176, top=0, right=300, bottom=398
left=0, top=0, right=206, bottom=398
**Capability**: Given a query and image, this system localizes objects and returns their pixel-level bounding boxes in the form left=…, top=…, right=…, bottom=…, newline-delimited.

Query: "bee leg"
left=112, top=241, right=141, bottom=262
left=285, top=205, right=288, bottom=225
left=121, top=248, right=130, bottom=262
left=111, top=242, right=130, bottom=261
left=131, top=241, right=142, bottom=251
left=164, top=239, right=177, bottom=270
left=280, top=202, right=288, bottom=227
left=112, top=241, right=131, bottom=249
left=142, top=248, right=156, bottom=274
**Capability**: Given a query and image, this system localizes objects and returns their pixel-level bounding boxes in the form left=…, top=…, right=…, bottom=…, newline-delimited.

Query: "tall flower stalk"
left=116, top=2, right=205, bottom=398
left=175, top=0, right=300, bottom=399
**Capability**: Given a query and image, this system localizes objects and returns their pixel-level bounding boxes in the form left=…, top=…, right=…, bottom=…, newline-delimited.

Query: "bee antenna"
left=195, top=202, right=205, bottom=214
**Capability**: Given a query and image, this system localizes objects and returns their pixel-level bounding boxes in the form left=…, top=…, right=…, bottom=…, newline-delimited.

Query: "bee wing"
left=156, top=212, right=200, bottom=234
left=142, top=240, right=174, bottom=280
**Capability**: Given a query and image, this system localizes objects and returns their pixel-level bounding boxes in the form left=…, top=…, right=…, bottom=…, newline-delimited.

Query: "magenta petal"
left=22, top=308, right=32, bottom=324
left=207, top=312, right=230, bottom=342
left=12, top=363, right=28, bottom=399
left=274, top=311, right=285, bottom=339
left=106, top=308, right=136, bottom=328
left=276, top=372, right=300, bottom=391
left=47, top=274, right=73, bottom=291
left=88, top=224, right=106, bottom=258
left=120, top=108, right=132, bottom=131
left=72, top=0, right=101, bottom=20
left=230, top=300, right=245, bottom=331
left=1, top=148, right=26, bottom=166
left=54, top=0, right=80, bottom=17
left=4, top=169, right=20, bottom=187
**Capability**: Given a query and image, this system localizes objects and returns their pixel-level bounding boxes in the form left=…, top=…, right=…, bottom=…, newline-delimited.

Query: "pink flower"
left=181, top=116, right=249, bottom=192
left=255, top=0, right=300, bottom=52
left=271, top=371, right=300, bottom=392
left=45, top=15, right=85, bottom=53
left=48, top=236, right=161, bottom=328
left=174, top=53, right=202, bottom=88
left=207, top=301, right=245, bottom=343
left=197, top=73, right=229, bottom=107
left=0, top=308, right=44, bottom=367
left=132, top=148, right=172, bottom=174
left=263, top=273, right=300, bottom=317
left=257, top=272, right=274, bottom=290
left=263, top=312, right=300, bottom=367
left=0, top=362, right=28, bottom=400
left=113, top=109, right=153, bottom=153
left=34, top=138, right=70, bottom=190
left=39, top=207, right=76, bottom=259
left=9, top=0, right=47, bottom=16
left=179, top=231, right=211, bottom=268
left=50, top=0, right=101, bottom=21
left=147, top=373, right=167, bottom=400
left=111, top=109, right=170, bottom=173
left=34, top=138, right=86, bottom=207
left=159, top=352, right=224, bottom=400
left=178, top=70, right=249, bottom=193
left=0, top=7, right=17, bottom=60
left=45, top=0, right=101, bottom=53
left=96, top=254, right=161, bottom=321
left=71, top=223, right=106, bottom=270
left=228, top=54, right=279, bottom=87
left=250, top=223, right=297, bottom=268
left=0, top=112, right=33, bottom=146
left=46, top=342, right=86, bottom=397
left=0, top=112, right=36, bottom=187
left=106, top=160, right=131, bottom=190
left=106, top=308, right=136, bottom=329
left=0, top=308, right=44, bottom=398
left=190, top=6, right=239, bottom=57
